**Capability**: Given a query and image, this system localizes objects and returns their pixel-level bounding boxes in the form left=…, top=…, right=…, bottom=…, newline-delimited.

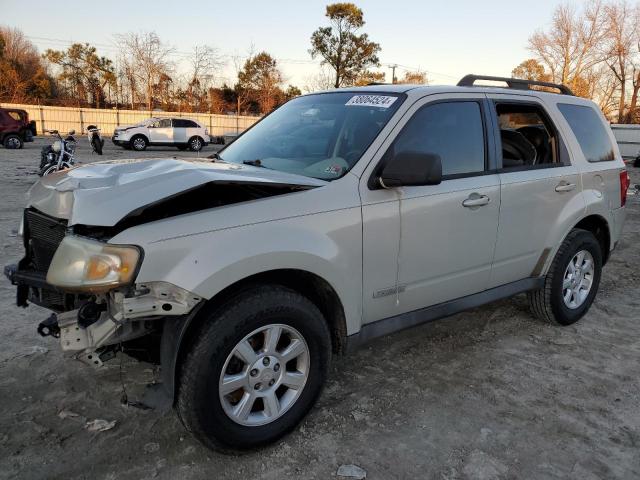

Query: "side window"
left=557, top=103, right=615, bottom=162
left=495, top=103, right=562, bottom=169
left=7, top=111, right=21, bottom=121
left=185, top=120, right=198, bottom=128
left=159, top=118, right=172, bottom=128
left=392, top=101, right=485, bottom=177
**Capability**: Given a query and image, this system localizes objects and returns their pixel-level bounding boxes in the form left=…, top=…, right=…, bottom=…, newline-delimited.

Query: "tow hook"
left=37, top=313, right=60, bottom=338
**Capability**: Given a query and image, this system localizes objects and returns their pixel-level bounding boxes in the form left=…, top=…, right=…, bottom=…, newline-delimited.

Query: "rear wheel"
left=188, top=136, right=204, bottom=152
left=131, top=136, right=147, bottom=151
left=177, top=285, right=331, bottom=451
left=3, top=134, right=23, bottom=149
left=528, top=229, right=602, bottom=325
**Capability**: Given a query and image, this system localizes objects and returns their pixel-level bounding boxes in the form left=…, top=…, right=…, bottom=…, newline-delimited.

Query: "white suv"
left=6, top=75, right=630, bottom=451
left=112, top=117, right=209, bottom=152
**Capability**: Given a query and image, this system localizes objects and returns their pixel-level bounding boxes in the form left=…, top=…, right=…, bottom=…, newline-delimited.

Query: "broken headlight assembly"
left=46, top=235, right=142, bottom=292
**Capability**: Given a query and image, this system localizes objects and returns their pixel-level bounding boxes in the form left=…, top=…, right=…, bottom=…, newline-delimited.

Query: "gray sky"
left=1, top=0, right=563, bottom=88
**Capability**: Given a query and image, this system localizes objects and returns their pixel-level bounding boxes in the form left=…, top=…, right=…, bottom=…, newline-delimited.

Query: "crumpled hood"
left=27, top=157, right=327, bottom=226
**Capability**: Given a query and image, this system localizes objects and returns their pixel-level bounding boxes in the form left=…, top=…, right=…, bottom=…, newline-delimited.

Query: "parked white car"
left=6, top=75, right=630, bottom=451
left=112, top=117, right=209, bottom=152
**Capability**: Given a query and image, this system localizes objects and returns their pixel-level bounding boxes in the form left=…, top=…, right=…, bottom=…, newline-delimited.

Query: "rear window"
left=173, top=119, right=199, bottom=128
left=557, top=103, right=615, bottom=162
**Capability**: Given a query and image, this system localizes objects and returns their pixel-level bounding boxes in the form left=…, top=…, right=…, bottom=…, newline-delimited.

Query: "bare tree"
left=186, top=45, right=223, bottom=109
left=602, top=1, right=637, bottom=122
left=528, top=1, right=606, bottom=95
left=115, top=32, right=174, bottom=110
left=398, top=70, right=428, bottom=84
left=303, top=65, right=335, bottom=93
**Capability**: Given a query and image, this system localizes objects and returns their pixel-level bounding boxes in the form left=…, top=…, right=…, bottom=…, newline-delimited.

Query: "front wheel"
left=528, top=229, right=602, bottom=325
left=130, top=136, right=147, bottom=151
left=177, top=285, right=331, bottom=450
left=3, top=134, right=23, bottom=149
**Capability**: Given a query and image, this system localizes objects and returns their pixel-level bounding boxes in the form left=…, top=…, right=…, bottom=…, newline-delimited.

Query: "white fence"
left=0, top=103, right=260, bottom=137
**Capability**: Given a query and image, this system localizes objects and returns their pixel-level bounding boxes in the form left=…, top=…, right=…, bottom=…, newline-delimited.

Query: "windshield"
left=219, top=92, right=404, bottom=180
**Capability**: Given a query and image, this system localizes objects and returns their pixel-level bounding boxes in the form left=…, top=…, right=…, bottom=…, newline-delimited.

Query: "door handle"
left=555, top=181, right=576, bottom=192
left=462, top=194, right=490, bottom=208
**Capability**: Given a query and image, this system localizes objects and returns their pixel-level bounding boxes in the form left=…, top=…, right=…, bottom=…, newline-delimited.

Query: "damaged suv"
left=5, top=75, right=629, bottom=450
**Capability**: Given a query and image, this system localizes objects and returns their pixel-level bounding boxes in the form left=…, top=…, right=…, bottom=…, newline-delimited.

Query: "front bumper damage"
left=6, top=263, right=202, bottom=367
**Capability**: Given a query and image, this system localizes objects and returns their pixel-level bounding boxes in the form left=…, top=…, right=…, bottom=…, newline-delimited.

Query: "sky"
left=1, top=0, right=565, bottom=89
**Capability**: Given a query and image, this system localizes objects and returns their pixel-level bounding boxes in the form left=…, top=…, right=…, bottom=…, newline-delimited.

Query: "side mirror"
left=378, top=151, right=442, bottom=188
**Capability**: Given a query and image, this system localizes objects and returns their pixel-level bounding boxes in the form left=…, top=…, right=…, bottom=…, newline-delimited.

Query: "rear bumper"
left=611, top=206, right=627, bottom=252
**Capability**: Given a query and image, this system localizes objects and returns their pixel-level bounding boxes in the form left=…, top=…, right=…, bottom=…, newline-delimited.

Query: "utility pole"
left=389, top=64, right=398, bottom=84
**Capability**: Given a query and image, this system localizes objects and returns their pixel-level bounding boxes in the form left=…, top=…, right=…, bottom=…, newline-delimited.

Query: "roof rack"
left=457, top=74, right=575, bottom=96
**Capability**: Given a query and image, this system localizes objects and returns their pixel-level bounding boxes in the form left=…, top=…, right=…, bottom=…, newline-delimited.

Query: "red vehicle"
left=0, top=108, right=37, bottom=149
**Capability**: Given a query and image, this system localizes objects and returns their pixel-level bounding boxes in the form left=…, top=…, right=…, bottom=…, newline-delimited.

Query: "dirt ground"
left=0, top=137, right=639, bottom=480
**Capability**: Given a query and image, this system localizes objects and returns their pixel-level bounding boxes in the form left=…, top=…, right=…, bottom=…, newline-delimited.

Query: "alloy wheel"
left=562, top=249, right=595, bottom=309
left=218, top=324, right=310, bottom=427
left=6, top=137, right=20, bottom=149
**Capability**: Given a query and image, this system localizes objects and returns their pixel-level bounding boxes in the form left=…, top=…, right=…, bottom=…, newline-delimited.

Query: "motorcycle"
left=39, top=129, right=77, bottom=176
left=87, top=124, right=104, bottom=155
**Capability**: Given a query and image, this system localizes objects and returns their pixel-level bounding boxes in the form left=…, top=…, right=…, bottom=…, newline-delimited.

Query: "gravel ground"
left=0, top=137, right=639, bottom=480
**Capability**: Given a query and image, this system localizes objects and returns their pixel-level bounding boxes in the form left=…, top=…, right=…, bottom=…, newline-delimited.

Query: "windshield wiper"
left=243, top=159, right=269, bottom=168
left=207, top=152, right=223, bottom=161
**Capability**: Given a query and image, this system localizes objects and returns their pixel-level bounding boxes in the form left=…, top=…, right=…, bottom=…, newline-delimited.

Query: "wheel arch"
left=130, top=133, right=149, bottom=143
left=573, top=214, right=611, bottom=265
left=163, top=268, right=348, bottom=404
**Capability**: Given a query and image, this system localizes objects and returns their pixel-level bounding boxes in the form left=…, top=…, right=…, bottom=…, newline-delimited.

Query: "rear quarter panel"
left=540, top=96, right=626, bottom=263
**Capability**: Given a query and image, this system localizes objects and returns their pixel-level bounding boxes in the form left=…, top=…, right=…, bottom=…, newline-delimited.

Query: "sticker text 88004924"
left=345, top=95, right=398, bottom=108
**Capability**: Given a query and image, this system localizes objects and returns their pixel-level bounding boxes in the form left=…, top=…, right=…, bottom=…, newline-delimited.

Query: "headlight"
left=52, top=140, right=61, bottom=153
left=46, top=236, right=142, bottom=292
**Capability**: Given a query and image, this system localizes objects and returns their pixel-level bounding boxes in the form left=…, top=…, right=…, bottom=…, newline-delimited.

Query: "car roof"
left=311, top=84, right=594, bottom=105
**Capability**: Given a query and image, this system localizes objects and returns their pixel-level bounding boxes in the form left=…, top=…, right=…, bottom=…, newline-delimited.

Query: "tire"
left=188, top=136, right=204, bottom=152
left=177, top=285, right=331, bottom=451
left=528, top=229, right=602, bottom=325
left=130, top=135, right=147, bottom=151
left=3, top=134, right=23, bottom=149
left=634, top=156, right=640, bottom=168
left=91, top=136, right=103, bottom=155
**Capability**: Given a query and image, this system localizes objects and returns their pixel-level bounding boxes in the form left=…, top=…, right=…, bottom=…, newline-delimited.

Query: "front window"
left=219, top=92, right=404, bottom=180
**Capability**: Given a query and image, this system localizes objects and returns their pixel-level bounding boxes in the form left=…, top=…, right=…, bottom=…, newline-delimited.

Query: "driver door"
left=360, top=94, right=501, bottom=324
left=148, top=118, right=173, bottom=143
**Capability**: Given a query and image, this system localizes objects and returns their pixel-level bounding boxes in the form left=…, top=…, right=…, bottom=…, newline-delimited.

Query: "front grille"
left=24, top=209, right=67, bottom=272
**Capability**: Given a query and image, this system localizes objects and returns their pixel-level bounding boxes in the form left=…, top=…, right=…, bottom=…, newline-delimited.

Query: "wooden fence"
left=0, top=103, right=260, bottom=137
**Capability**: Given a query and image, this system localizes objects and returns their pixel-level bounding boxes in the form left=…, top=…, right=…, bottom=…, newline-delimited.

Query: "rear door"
left=360, top=94, right=501, bottom=323
left=487, top=93, right=584, bottom=287
left=172, top=118, right=188, bottom=144
left=148, top=118, right=173, bottom=144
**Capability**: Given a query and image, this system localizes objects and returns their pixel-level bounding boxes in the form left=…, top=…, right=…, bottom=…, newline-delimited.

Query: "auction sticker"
left=346, top=95, right=398, bottom=108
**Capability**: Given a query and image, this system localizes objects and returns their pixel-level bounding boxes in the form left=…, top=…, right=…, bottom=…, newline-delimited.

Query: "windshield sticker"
left=346, top=95, right=398, bottom=108
left=324, top=165, right=343, bottom=175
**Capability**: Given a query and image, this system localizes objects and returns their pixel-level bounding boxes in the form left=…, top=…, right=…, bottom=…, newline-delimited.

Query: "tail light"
left=620, top=170, right=631, bottom=207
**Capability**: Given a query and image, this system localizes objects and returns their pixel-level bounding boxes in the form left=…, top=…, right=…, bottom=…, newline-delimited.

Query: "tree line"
left=513, top=0, right=640, bottom=123
left=0, top=3, right=425, bottom=115
left=9, top=1, right=639, bottom=122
